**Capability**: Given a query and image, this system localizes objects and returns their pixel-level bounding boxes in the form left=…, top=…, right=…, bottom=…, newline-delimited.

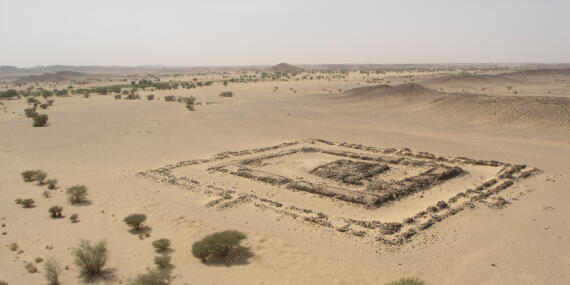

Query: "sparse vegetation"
left=21, top=170, right=37, bottom=182
left=124, top=213, right=147, bottom=230
left=20, top=198, right=36, bottom=208
left=47, top=178, right=58, bottom=189
left=66, top=185, right=88, bottom=204
left=154, top=255, right=172, bottom=269
left=25, top=262, right=38, bottom=273
left=191, top=230, right=246, bottom=263
left=44, top=257, right=62, bottom=285
left=130, top=269, right=174, bottom=285
left=24, top=107, right=38, bottom=118
left=114, top=95, right=122, bottom=99
left=385, top=277, right=426, bottom=285
left=33, top=114, right=49, bottom=127
left=219, top=91, right=233, bottom=97
left=147, top=94, right=155, bottom=100
left=164, top=95, right=176, bottom=102
left=72, top=240, right=108, bottom=277
left=70, top=213, right=79, bottom=223
left=49, top=206, right=63, bottom=218
left=33, top=170, right=47, bottom=184
left=152, top=238, right=171, bottom=253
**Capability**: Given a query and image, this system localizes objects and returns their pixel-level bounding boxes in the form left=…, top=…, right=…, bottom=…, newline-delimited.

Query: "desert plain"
left=0, top=64, right=569, bottom=284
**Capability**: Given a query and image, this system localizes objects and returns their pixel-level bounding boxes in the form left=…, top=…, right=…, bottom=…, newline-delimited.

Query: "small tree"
left=49, top=206, right=63, bottom=218
left=66, top=185, right=88, bottom=204
left=47, top=179, right=58, bottom=189
left=191, top=230, right=246, bottom=263
left=130, top=269, right=173, bottom=285
left=124, top=213, right=147, bottom=230
left=152, top=239, right=171, bottom=253
left=44, top=257, right=62, bottom=285
left=72, top=240, right=108, bottom=277
left=33, top=114, right=49, bottom=127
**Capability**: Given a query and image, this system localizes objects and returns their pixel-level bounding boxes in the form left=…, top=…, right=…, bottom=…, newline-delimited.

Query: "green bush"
left=152, top=239, right=171, bottom=253
left=49, top=206, right=63, bottom=218
left=72, top=240, right=108, bottom=277
left=164, top=95, right=176, bottom=102
left=191, top=230, right=246, bottom=263
left=124, top=213, right=147, bottom=230
left=385, top=277, right=426, bottom=285
left=44, top=257, right=62, bottom=285
left=40, top=103, right=49, bottom=109
left=47, top=178, right=58, bottom=189
left=27, top=97, right=40, bottom=104
left=24, top=108, right=38, bottom=118
left=126, top=94, right=141, bottom=100
left=219, top=91, right=234, bottom=97
left=33, top=114, right=49, bottom=127
left=33, top=170, right=47, bottom=184
left=154, top=255, right=171, bottom=269
left=66, top=185, right=88, bottom=204
left=130, top=269, right=173, bottom=285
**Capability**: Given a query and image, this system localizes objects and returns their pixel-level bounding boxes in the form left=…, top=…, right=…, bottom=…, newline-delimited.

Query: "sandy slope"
left=1, top=78, right=569, bottom=285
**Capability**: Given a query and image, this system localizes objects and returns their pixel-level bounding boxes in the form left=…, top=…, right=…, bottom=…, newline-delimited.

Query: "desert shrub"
left=49, top=206, right=63, bottom=218
left=43, top=190, right=51, bottom=198
left=21, top=198, right=35, bottom=208
left=0, top=280, right=7, bottom=285
left=33, top=170, right=47, bottom=184
left=84, top=93, right=90, bottom=98
left=219, top=91, right=233, bottom=97
left=22, top=170, right=37, bottom=182
left=130, top=269, right=173, bottom=285
left=47, top=178, right=58, bottom=189
left=147, top=94, right=155, bottom=100
left=124, top=213, right=147, bottom=230
left=47, top=99, right=54, bottom=106
left=191, top=230, right=246, bottom=263
left=114, top=95, right=122, bottom=99
left=185, top=103, right=194, bottom=111
left=40, top=103, right=49, bottom=109
left=72, top=240, right=108, bottom=277
left=70, top=213, right=79, bottom=223
left=179, top=96, right=196, bottom=105
left=154, top=255, right=171, bottom=269
left=33, top=114, right=49, bottom=127
left=66, top=185, right=88, bottom=203
left=164, top=95, right=176, bottom=102
left=44, top=257, right=62, bottom=285
left=126, top=94, right=141, bottom=100
left=385, top=277, right=426, bottom=285
left=152, top=239, right=171, bottom=253
left=24, top=108, right=38, bottom=118
left=9, top=242, right=18, bottom=251
left=27, top=97, right=40, bottom=104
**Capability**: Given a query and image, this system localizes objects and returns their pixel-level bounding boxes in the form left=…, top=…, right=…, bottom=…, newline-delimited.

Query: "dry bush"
left=44, top=257, right=62, bottom=285
left=33, top=114, right=49, bottom=127
left=219, top=91, right=233, bottom=97
left=47, top=178, right=58, bottom=189
left=152, top=239, right=171, bottom=253
left=49, top=206, right=63, bottom=218
left=385, top=277, right=426, bottom=285
left=130, top=269, right=173, bottom=285
left=154, top=255, right=171, bottom=269
left=25, top=262, right=38, bottom=273
left=72, top=240, right=108, bottom=277
left=70, top=213, right=79, bottom=223
left=21, top=198, right=35, bottom=208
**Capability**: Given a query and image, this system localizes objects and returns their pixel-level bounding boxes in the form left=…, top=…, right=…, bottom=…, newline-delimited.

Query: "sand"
left=1, top=70, right=569, bottom=284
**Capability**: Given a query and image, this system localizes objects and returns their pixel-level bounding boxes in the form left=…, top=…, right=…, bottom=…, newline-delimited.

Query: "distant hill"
left=15, top=71, right=89, bottom=83
left=267, top=63, right=304, bottom=73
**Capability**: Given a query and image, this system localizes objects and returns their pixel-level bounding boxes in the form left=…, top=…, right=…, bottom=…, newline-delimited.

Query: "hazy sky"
left=1, top=0, right=569, bottom=67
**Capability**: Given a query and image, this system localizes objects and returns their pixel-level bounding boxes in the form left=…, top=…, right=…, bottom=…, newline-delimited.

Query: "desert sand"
left=1, top=66, right=569, bottom=284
